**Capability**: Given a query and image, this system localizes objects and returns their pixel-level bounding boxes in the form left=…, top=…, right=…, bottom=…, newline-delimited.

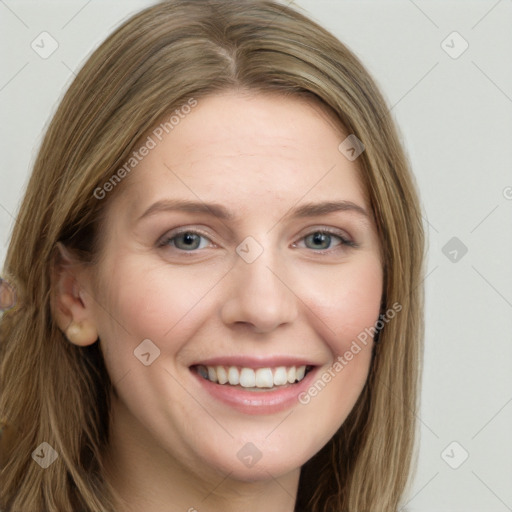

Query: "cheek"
left=269, top=256, right=383, bottom=461
left=293, top=257, right=382, bottom=433
left=300, top=255, right=383, bottom=352
left=92, top=257, right=223, bottom=369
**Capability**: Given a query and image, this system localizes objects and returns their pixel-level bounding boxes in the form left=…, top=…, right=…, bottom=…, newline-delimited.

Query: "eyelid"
left=295, top=226, right=355, bottom=244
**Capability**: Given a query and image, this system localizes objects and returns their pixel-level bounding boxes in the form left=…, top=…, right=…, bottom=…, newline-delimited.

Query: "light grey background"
left=1, top=1, right=511, bottom=511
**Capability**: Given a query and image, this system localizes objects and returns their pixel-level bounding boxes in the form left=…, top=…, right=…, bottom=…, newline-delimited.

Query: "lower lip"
left=190, top=367, right=319, bottom=415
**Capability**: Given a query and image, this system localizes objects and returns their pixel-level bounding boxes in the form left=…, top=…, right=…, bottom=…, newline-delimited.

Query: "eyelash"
left=157, top=227, right=357, bottom=254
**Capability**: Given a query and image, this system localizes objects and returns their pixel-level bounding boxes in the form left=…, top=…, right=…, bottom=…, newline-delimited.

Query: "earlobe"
left=51, top=243, right=99, bottom=347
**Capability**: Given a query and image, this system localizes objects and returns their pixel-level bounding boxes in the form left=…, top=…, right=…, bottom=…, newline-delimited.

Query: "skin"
left=54, top=92, right=383, bottom=512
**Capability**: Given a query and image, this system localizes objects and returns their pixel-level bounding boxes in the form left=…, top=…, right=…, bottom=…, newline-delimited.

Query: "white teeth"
left=228, top=366, right=239, bottom=385
left=255, top=368, right=274, bottom=388
left=239, top=368, right=256, bottom=387
left=197, top=364, right=310, bottom=388
left=296, top=365, right=306, bottom=381
left=273, top=367, right=288, bottom=386
left=216, top=366, right=228, bottom=384
left=207, top=366, right=217, bottom=383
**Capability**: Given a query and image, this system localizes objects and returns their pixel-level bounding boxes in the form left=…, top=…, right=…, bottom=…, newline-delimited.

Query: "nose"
left=220, top=252, right=299, bottom=334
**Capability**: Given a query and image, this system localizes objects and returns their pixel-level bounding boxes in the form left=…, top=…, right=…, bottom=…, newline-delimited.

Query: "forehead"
left=109, top=92, right=368, bottom=219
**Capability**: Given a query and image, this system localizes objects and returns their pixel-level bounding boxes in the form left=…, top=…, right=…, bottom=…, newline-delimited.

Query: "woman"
left=0, top=1, right=424, bottom=511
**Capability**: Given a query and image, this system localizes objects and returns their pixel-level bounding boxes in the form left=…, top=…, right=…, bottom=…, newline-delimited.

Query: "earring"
left=65, top=323, right=83, bottom=344
left=64, top=322, right=98, bottom=346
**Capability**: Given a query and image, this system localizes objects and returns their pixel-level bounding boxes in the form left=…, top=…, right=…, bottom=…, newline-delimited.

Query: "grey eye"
left=170, top=232, right=204, bottom=250
left=304, top=232, right=340, bottom=250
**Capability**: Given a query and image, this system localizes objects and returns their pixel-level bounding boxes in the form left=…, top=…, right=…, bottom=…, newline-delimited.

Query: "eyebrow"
left=136, top=198, right=369, bottom=223
left=292, top=201, right=369, bottom=219
left=137, top=199, right=234, bottom=222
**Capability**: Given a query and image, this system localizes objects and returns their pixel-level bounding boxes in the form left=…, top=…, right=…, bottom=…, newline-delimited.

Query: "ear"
left=51, top=242, right=98, bottom=346
left=0, top=277, right=16, bottom=311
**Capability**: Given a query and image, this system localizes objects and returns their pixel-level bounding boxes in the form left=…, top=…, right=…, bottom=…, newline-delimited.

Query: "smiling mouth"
left=192, top=364, right=314, bottom=391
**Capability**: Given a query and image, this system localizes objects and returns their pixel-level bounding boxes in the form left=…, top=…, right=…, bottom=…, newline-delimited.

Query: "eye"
left=159, top=231, right=212, bottom=251
left=304, top=231, right=338, bottom=250
left=295, top=230, right=356, bottom=251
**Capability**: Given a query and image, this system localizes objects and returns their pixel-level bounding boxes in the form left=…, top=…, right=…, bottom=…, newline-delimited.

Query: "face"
left=85, top=92, right=383, bottom=483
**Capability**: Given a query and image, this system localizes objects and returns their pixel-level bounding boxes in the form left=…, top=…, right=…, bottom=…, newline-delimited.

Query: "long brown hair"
left=0, top=1, right=424, bottom=510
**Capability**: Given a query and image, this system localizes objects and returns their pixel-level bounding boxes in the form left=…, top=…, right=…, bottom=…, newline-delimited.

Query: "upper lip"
left=190, top=356, right=319, bottom=368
